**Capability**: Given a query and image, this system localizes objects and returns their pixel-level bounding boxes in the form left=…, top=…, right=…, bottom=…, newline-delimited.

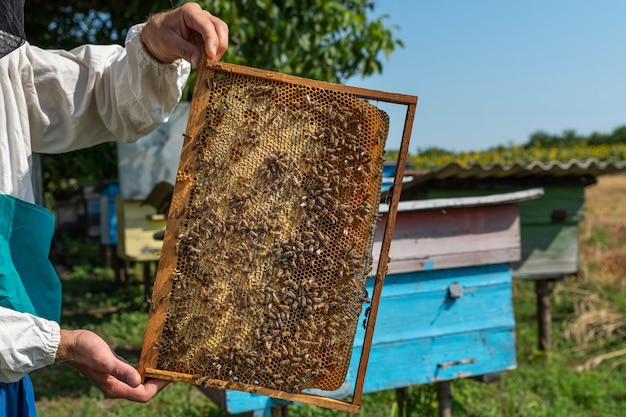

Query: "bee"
left=146, top=296, right=155, bottom=313
left=205, top=77, right=219, bottom=89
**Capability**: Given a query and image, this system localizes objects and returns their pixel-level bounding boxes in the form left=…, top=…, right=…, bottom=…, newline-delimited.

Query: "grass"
left=32, top=174, right=626, bottom=416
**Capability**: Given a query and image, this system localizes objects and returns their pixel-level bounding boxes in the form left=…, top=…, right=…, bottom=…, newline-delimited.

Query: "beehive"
left=139, top=60, right=417, bottom=412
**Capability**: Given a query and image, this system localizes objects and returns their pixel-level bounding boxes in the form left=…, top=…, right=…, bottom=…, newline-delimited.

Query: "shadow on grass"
left=59, top=268, right=151, bottom=322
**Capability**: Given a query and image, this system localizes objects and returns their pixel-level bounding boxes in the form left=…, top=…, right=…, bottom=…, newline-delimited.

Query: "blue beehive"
left=98, top=181, right=120, bottom=245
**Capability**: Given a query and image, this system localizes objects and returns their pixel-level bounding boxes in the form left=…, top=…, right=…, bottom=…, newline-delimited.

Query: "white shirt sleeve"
left=0, top=306, right=60, bottom=383
left=0, top=23, right=191, bottom=381
left=28, top=23, right=191, bottom=154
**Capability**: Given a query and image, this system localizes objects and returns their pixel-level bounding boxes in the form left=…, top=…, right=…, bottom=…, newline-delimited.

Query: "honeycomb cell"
left=154, top=63, right=389, bottom=394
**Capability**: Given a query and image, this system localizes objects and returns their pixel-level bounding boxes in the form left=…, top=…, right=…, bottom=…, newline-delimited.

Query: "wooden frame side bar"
left=352, top=100, right=417, bottom=406
left=136, top=63, right=211, bottom=379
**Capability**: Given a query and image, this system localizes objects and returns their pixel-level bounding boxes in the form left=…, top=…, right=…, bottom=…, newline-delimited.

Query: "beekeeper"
left=0, top=1, right=227, bottom=415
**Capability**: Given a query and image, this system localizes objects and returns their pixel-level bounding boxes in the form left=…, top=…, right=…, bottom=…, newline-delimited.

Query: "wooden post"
left=271, top=406, right=289, bottom=417
left=437, top=381, right=452, bottom=417
left=535, top=279, right=552, bottom=354
left=143, top=262, right=152, bottom=301
left=396, top=387, right=410, bottom=417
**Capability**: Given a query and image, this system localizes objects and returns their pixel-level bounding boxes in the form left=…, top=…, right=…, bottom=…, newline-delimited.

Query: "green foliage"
left=24, top=0, right=170, bottom=48
left=24, top=0, right=401, bottom=83
left=198, top=0, right=402, bottom=83
left=528, top=125, right=626, bottom=148
left=25, top=1, right=402, bottom=204
left=525, top=128, right=586, bottom=149
left=409, top=125, right=626, bottom=170
left=41, top=143, right=119, bottom=210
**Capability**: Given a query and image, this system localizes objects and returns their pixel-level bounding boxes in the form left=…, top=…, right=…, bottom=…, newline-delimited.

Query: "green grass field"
left=32, top=174, right=626, bottom=416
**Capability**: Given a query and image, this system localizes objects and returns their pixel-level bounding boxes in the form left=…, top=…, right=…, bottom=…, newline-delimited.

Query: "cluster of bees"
left=154, top=71, right=389, bottom=394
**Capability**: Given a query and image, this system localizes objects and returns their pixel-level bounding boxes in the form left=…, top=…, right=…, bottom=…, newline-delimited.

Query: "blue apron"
left=0, top=194, right=62, bottom=417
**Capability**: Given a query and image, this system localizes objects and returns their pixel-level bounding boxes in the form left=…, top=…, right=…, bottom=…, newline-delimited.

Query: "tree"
left=202, top=0, right=402, bottom=82
left=25, top=0, right=402, bottom=83
left=25, top=0, right=403, bottom=203
left=24, top=0, right=169, bottom=48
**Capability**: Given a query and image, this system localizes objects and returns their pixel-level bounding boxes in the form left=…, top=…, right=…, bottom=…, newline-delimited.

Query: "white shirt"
left=0, top=24, right=190, bottom=382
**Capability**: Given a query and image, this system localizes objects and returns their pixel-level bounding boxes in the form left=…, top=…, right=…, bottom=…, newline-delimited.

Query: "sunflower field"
left=402, top=126, right=626, bottom=171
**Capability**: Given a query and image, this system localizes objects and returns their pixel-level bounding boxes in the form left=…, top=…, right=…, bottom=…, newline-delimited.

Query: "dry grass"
left=579, top=173, right=626, bottom=287
left=562, top=290, right=625, bottom=345
left=558, top=173, right=626, bottom=370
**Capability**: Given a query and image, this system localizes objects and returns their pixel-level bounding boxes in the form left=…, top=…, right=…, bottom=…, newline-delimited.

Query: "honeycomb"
left=146, top=62, right=389, bottom=395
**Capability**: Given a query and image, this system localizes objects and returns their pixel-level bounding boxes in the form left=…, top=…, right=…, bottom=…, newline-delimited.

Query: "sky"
left=347, top=1, right=626, bottom=153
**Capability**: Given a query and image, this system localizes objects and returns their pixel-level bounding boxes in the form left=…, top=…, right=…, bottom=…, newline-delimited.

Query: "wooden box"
left=512, top=186, right=584, bottom=279
left=406, top=185, right=583, bottom=279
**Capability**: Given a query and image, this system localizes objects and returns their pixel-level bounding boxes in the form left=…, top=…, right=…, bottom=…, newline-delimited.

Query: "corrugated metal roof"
left=400, top=159, right=626, bottom=190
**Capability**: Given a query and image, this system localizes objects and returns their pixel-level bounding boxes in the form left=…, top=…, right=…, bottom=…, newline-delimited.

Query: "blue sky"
left=348, top=1, right=626, bottom=153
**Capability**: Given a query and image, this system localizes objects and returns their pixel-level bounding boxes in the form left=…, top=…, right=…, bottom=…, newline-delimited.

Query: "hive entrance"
left=139, top=60, right=417, bottom=413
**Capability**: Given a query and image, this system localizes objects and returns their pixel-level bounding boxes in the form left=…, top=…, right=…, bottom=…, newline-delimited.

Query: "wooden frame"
left=138, top=58, right=417, bottom=413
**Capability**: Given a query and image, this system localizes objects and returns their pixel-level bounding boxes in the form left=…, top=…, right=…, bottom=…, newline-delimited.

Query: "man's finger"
left=182, top=8, right=229, bottom=60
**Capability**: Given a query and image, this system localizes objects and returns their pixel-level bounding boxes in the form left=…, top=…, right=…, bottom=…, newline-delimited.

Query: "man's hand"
left=140, top=2, right=229, bottom=66
left=56, top=329, right=169, bottom=402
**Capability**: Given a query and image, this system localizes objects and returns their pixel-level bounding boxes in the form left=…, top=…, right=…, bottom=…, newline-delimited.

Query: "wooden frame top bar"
left=205, top=61, right=418, bottom=105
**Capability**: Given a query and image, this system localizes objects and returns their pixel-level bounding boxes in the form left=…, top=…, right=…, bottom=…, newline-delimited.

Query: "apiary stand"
left=138, top=59, right=418, bottom=414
